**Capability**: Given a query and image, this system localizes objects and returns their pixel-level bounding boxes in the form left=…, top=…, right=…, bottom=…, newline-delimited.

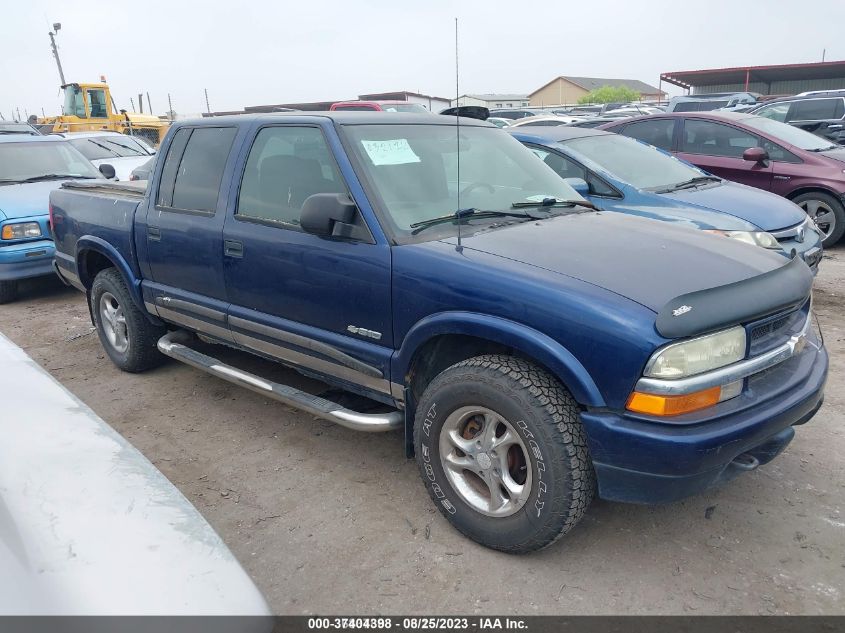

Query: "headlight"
left=1, top=222, right=42, bottom=240
left=644, top=326, right=746, bottom=379
left=704, top=229, right=781, bottom=249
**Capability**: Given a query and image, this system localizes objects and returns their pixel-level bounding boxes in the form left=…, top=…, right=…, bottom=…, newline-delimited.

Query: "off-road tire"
left=0, top=280, right=19, bottom=304
left=792, top=191, right=845, bottom=247
left=91, top=268, right=166, bottom=372
left=414, top=354, right=596, bottom=553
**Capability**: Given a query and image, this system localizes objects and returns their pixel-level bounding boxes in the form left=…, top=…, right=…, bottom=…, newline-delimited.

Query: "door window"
left=157, top=126, right=237, bottom=213
left=789, top=98, right=845, bottom=121
left=529, top=148, right=587, bottom=180
left=236, top=126, right=346, bottom=228
left=681, top=120, right=759, bottom=157
left=619, top=119, right=675, bottom=151
left=754, top=102, right=790, bottom=122
left=86, top=89, right=108, bottom=118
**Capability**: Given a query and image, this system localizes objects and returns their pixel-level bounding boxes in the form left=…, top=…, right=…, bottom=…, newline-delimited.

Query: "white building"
left=453, top=94, right=530, bottom=109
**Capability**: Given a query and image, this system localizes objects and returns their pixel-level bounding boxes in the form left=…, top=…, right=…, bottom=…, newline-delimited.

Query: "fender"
left=75, top=236, right=151, bottom=319
left=393, top=311, right=605, bottom=407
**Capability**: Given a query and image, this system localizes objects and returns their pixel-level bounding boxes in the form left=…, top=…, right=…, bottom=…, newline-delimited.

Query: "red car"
left=329, top=100, right=429, bottom=113
left=601, top=112, right=845, bottom=246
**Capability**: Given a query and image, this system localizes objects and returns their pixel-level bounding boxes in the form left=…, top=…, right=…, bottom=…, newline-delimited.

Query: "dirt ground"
left=1, top=247, right=843, bottom=616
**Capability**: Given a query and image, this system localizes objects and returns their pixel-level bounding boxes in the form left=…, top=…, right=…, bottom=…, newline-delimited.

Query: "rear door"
left=138, top=124, right=239, bottom=342
left=675, top=118, right=773, bottom=189
left=614, top=118, right=678, bottom=152
left=221, top=122, right=395, bottom=397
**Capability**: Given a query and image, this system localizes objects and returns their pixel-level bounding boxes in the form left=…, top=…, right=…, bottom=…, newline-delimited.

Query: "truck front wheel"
left=91, top=268, right=166, bottom=372
left=0, top=280, right=19, bottom=304
left=414, top=355, right=595, bottom=553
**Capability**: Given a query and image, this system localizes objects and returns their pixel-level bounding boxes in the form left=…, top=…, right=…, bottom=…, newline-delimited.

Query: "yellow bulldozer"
left=38, top=81, right=169, bottom=146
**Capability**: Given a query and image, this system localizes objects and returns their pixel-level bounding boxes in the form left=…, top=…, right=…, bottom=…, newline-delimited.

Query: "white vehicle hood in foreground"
left=0, top=333, right=271, bottom=617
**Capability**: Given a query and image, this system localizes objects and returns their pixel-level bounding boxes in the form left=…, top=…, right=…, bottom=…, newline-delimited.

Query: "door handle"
left=148, top=226, right=161, bottom=241
left=224, top=239, right=244, bottom=258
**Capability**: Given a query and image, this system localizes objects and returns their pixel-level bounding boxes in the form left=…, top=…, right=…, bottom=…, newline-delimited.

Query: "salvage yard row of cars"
left=0, top=100, right=834, bottom=553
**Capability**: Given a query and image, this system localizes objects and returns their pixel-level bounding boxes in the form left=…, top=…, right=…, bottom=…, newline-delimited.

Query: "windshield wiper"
left=654, top=175, right=721, bottom=193
left=807, top=145, right=839, bottom=152
left=511, top=197, right=597, bottom=210
left=410, top=208, right=535, bottom=234
left=6, top=174, right=97, bottom=184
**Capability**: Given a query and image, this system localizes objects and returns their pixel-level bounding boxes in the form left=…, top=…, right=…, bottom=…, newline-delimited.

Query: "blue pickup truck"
left=50, top=113, right=828, bottom=553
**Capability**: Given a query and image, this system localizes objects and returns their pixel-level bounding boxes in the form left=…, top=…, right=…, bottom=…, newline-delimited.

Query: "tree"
left=577, top=85, right=641, bottom=105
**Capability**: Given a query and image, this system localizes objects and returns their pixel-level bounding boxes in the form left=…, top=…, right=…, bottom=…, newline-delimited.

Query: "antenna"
left=454, top=17, right=463, bottom=252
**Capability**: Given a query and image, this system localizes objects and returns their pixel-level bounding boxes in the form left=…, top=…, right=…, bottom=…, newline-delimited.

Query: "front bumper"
left=774, top=225, right=824, bottom=273
left=0, top=240, right=56, bottom=281
left=581, top=330, right=828, bottom=504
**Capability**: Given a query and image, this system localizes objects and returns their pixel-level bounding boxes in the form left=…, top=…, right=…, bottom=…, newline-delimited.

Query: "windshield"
left=565, top=134, right=705, bottom=189
left=0, top=142, right=102, bottom=182
left=343, top=124, right=583, bottom=241
left=69, top=135, right=153, bottom=160
left=0, top=123, right=37, bottom=135
left=743, top=116, right=836, bottom=150
left=379, top=104, right=429, bottom=113
left=62, top=85, right=87, bottom=118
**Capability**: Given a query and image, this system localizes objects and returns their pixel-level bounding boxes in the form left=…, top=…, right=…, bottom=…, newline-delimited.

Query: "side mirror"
left=300, top=193, right=358, bottom=237
left=742, top=147, right=769, bottom=164
left=98, top=163, right=116, bottom=179
left=565, top=177, right=590, bottom=196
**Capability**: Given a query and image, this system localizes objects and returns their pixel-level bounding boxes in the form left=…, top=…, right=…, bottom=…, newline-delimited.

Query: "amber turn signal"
left=626, top=386, right=722, bottom=416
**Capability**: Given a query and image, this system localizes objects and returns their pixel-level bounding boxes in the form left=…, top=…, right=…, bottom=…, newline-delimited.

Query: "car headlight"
left=704, top=229, right=781, bottom=249
left=644, top=326, right=746, bottom=379
left=1, top=222, right=42, bottom=240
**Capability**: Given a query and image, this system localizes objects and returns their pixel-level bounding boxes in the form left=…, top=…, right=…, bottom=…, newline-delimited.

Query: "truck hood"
left=0, top=180, right=68, bottom=220
left=442, top=211, right=791, bottom=314
left=659, top=181, right=805, bottom=232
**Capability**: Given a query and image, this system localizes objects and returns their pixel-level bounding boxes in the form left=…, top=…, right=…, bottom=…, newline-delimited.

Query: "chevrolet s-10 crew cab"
left=50, top=113, right=828, bottom=553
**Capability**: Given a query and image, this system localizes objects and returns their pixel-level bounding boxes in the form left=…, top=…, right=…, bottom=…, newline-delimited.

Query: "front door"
left=138, top=124, right=239, bottom=341
left=676, top=118, right=773, bottom=190
left=221, top=123, right=395, bottom=397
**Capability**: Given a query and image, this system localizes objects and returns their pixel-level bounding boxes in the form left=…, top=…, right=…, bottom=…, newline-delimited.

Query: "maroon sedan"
left=601, top=112, right=845, bottom=246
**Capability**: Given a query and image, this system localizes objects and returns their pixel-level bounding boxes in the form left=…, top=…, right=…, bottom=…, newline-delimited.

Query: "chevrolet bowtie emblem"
left=673, top=305, right=693, bottom=317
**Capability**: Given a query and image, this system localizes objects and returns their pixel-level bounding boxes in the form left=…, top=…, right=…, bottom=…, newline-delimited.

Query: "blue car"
left=0, top=135, right=102, bottom=302
left=510, top=127, right=823, bottom=271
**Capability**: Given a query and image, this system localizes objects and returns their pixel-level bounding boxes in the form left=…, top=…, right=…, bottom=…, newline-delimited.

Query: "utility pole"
left=168, top=93, right=174, bottom=120
left=822, top=48, right=826, bottom=62
left=130, top=97, right=136, bottom=113
left=48, top=23, right=66, bottom=85
left=204, top=88, right=211, bottom=114
left=147, top=92, right=153, bottom=115
left=138, top=93, right=144, bottom=114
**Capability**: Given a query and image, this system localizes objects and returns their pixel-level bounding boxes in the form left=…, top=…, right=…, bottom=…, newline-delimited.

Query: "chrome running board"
left=157, top=331, right=402, bottom=433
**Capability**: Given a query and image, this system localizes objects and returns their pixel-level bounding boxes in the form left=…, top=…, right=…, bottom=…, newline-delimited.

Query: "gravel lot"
left=1, top=247, right=843, bottom=616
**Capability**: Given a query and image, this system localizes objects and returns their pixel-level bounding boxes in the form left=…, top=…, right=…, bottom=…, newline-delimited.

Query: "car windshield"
left=379, top=104, right=429, bottom=113
left=0, top=142, right=102, bottom=182
left=743, top=116, right=836, bottom=150
left=0, top=123, right=37, bottom=135
left=343, top=124, right=584, bottom=240
left=564, top=134, right=705, bottom=190
left=69, top=135, right=152, bottom=160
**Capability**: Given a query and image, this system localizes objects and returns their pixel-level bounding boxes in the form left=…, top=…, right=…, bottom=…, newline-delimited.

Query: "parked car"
left=0, top=135, right=103, bottom=303
left=486, top=117, right=513, bottom=128
left=330, top=100, right=430, bottom=113
left=61, top=131, right=156, bottom=181
left=564, top=116, right=621, bottom=129
left=602, top=112, right=845, bottom=246
left=0, top=120, right=41, bottom=136
left=51, top=112, right=826, bottom=553
left=0, top=332, right=271, bottom=616
left=667, top=92, right=760, bottom=113
left=129, top=156, right=156, bottom=182
left=749, top=92, right=845, bottom=145
left=488, top=108, right=537, bottom=120
left=508, top=115, right=581, bottom=127
left=510, top=126, right=822, bottom=271
left=603, top=106, right=665, bottom=117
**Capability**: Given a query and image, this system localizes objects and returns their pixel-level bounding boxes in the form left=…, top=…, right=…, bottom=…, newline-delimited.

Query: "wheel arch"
left=785, top=184, right=843, bottom=202
left=76, top=237, right=154, bottom=322
left=395, top=312, right=605, bottom=409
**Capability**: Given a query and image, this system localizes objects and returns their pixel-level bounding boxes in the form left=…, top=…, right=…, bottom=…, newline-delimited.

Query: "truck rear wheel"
left=414, top=354, right=595, bottom=553
left=0, top=280, right=18, bottom=304
left=91, top=268, right=166, bottom=372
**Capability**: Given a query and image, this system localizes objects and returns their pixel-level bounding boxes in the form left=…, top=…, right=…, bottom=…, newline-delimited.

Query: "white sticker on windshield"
left=525, top=194, right=557, bottom=202
left=361, top=139, right=421, bottom=166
